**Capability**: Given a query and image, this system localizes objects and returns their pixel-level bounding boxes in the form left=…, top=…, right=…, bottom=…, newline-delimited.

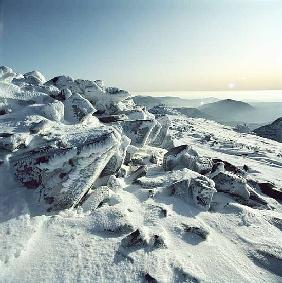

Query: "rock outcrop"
left=163, top=145, right=213, bottom=174
left=0, top=66, right=162, bottom=211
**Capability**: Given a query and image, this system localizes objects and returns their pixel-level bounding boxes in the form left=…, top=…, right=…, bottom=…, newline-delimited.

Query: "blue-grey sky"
left=0, top=0, right=281, bottom=91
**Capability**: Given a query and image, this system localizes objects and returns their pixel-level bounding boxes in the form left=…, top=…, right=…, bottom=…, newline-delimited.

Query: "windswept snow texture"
left=0, top=66, right=282, bottom=283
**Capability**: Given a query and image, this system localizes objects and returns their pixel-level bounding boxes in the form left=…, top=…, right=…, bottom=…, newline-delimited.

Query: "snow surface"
left=0, top=68, right=281, bottom=283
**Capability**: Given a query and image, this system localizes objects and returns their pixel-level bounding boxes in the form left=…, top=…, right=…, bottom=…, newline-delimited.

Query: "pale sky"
left=0, top=0, right=281, bottom=91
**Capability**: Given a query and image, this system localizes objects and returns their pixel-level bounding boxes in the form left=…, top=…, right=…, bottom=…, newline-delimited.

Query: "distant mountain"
left=199, top=99, right=255, bottom=122
left=254, top=117, right=282, bottom=143
left=149, top=104, right=214, bottom=119
left=133, top=95, right=219, bottom=108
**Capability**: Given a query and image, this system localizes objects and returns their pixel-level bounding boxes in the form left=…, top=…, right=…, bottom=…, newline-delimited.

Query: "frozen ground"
left=0, top=67, right=281, bottom=283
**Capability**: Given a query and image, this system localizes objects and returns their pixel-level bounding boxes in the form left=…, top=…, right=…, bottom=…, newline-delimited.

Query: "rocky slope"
left=0, top=66, right=281, bottom=283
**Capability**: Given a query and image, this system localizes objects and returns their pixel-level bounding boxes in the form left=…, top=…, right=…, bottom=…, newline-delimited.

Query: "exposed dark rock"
left=96, top=115, right=124, bottom=123
left=257, top=182, right=282, bottom=201
left=121, top=229, right=145, bottom=248
left=212, top=158, right=245, bottom=175
left=128, top=165, right=148, bottom=183
left=182, top=224, right=209, bottom=240
left=144, top=273, right=158, bottom=283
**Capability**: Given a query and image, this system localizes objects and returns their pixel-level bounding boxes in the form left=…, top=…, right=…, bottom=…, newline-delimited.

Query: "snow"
left=0, top=67, right=282, bottom=283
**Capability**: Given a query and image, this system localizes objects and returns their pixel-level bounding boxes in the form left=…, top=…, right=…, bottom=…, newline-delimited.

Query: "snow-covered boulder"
left=120, top=119, right=161, bottom=146
left=23, top=71, right=46, bottom=85
left=81, top=186, right=110, bottom=211
left=163, top=144, right=213, bottom=174
left=0, top=66, right=17, bottom=82
left=152, top=115, right=173, bottom=148
left=45, top=76, right=130, bottom=108
left=169, top=174, right=216, bottom=210
left=10, top=127, right=124, bottom=210
left=64, top=92, right=96, bottom=123
left=12, top=70, right=47, bottom=86
left=40, top=100, right=65, bottom=122
left=137, top=168, right=216, bottom=210
left=212, top=171, right=251, bottom=200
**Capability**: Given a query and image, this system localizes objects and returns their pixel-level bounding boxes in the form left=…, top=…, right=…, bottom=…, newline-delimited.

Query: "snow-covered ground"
left=0, top=67, right=281, bottom=283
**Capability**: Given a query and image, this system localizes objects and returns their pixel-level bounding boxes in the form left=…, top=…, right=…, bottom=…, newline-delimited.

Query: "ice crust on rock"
left=0, top=66, right=164, bottom=211
left=137, top=168, right=216, bottom=210
left=163, top=144, right=213, bottom=173
left=212, top=171, right=251, bottom=200
left=63, top=92, right=96, bottom=123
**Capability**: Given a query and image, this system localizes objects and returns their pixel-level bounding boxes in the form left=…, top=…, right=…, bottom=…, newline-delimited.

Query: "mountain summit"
left=199, top=99, right=255, bottom=122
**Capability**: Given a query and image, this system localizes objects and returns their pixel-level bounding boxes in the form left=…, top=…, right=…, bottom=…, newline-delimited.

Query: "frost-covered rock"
left=41, top=100, right=64, bottom=122
left=137, top=168, right=216, bottom=210
left=45, top=76, right=130, bottom=108
left=10, top=127, right=123, bottom=210
left=64, top=92, right=96, bottom=123
left=152, top=115, right=173, bottom=148
left=120, top=119, right=161, bottom=146
left=100, top=135, right=130, bottom=176
left=212, top=158, right=245, bottom=176
left=169, top=174, right=216, bottom=210
left=212, top=171, right=251, bottom=200
left=0, top=133, right=27, bottom=151
left=12, top=70, right=47, bottom=86
left=81, top=186, right=110, bottom=211
left=163, top=144, right=212, bottom=174
left=0, top=65, right=163, bottom=211
left=0, top=66, right=17, bottom=82
left=0, top=68, right=132, bottom=211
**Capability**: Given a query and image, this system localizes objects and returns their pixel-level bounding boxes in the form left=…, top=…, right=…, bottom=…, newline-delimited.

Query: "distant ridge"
left=133, top=95, right=219, bottom=108
left=254, top=117, right=282, bottom=143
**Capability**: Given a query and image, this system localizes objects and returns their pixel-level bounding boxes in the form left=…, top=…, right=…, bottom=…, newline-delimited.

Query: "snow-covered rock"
left=81, top=186, right=110, bottom=211
left=13, top=71, right=46, bottom=86
left=63, top=92, right=96, bottom=123
left=163, top=144, right=213, bottom=174
left=137, top=168, right=216, bottom=210
left=10, top=127, right=123, bottom=210
left=0, top=66, right=17, bottom=82
left=120, top=119, right=161, bottom=146
left=212, top=171, right=251, bottom=200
